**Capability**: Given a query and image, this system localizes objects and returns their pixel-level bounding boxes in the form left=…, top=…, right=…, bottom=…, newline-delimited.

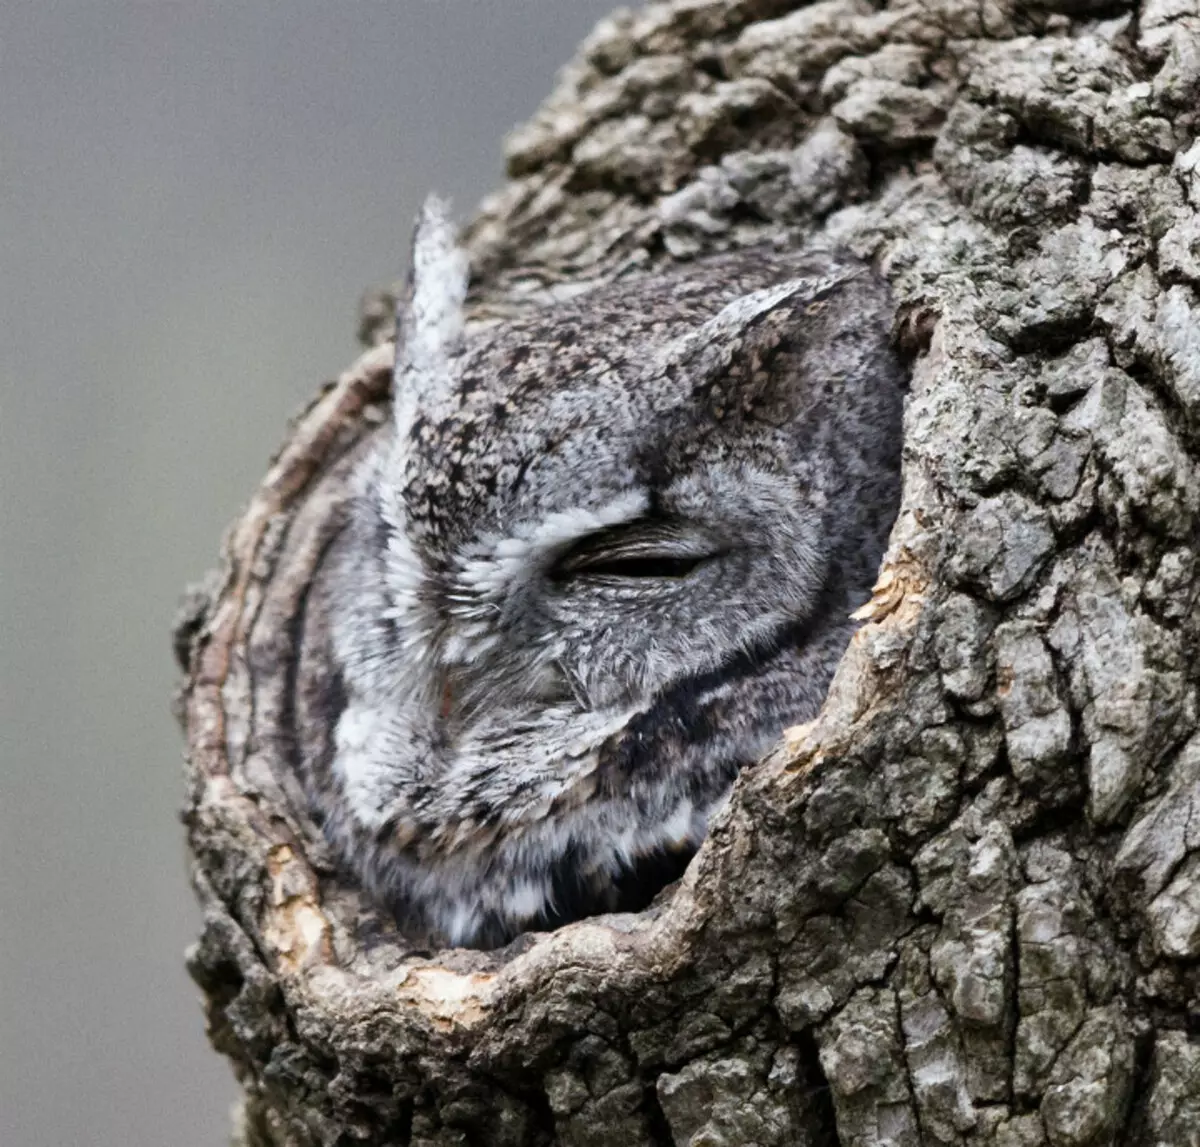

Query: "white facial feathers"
left=451, top=492, right=650, bottom=605
left=440, top=491, right=651, bottom=668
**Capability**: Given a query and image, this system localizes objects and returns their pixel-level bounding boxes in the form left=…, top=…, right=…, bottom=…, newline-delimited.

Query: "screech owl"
left=292, top=199, right=904, bottom=950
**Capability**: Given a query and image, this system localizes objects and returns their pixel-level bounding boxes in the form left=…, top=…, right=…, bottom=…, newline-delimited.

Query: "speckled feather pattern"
left=293, top=204, right=904, bottom=949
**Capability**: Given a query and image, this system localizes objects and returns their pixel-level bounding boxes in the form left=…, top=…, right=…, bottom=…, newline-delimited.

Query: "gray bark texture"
left=176, top=1, right=1200, bottom=1144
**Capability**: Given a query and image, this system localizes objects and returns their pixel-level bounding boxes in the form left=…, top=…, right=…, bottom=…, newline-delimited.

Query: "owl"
left=292, top=199, right=904, bottom=949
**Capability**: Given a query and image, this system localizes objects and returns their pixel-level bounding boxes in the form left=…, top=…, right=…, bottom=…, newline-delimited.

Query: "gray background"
left=0, top=3, right=616, bottom=1144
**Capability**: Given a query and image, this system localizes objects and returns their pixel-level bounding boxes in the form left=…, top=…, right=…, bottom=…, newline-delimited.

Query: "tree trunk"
left=176, top=1, right=1200, bottom=1144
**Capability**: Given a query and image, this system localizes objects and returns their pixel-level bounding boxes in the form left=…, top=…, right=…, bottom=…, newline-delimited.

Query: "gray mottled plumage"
left=293, top=199, right=904, bottom=949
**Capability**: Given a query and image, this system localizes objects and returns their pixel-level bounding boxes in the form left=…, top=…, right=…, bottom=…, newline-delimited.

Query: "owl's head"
left=301, top=199, right=904, bottom=947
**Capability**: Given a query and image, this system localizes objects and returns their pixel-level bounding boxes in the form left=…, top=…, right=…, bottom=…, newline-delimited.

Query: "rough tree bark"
left=175, top=1, right=1200, bottom=1144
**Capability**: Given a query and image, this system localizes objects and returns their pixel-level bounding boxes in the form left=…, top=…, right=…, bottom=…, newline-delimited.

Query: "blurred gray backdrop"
left=0, top=3, right=617, bottom=1144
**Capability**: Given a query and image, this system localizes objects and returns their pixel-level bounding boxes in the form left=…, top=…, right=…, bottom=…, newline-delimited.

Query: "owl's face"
left=295, top=202, right=903, bottom=948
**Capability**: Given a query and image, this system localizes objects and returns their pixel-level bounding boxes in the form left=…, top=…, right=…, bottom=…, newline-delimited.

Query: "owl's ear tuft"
left=392, top=194, right=469, bottom=437
left=654, top=263, right=873, bottom=423
left=693, top=267, right=864, bottom=355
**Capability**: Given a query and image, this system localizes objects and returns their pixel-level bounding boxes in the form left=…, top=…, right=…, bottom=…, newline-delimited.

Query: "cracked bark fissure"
left=176, top=2, right=1200, bottom=1144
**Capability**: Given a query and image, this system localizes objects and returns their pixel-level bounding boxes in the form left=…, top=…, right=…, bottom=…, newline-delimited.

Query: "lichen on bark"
left=177, top=1, right=1200, bottom=1143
